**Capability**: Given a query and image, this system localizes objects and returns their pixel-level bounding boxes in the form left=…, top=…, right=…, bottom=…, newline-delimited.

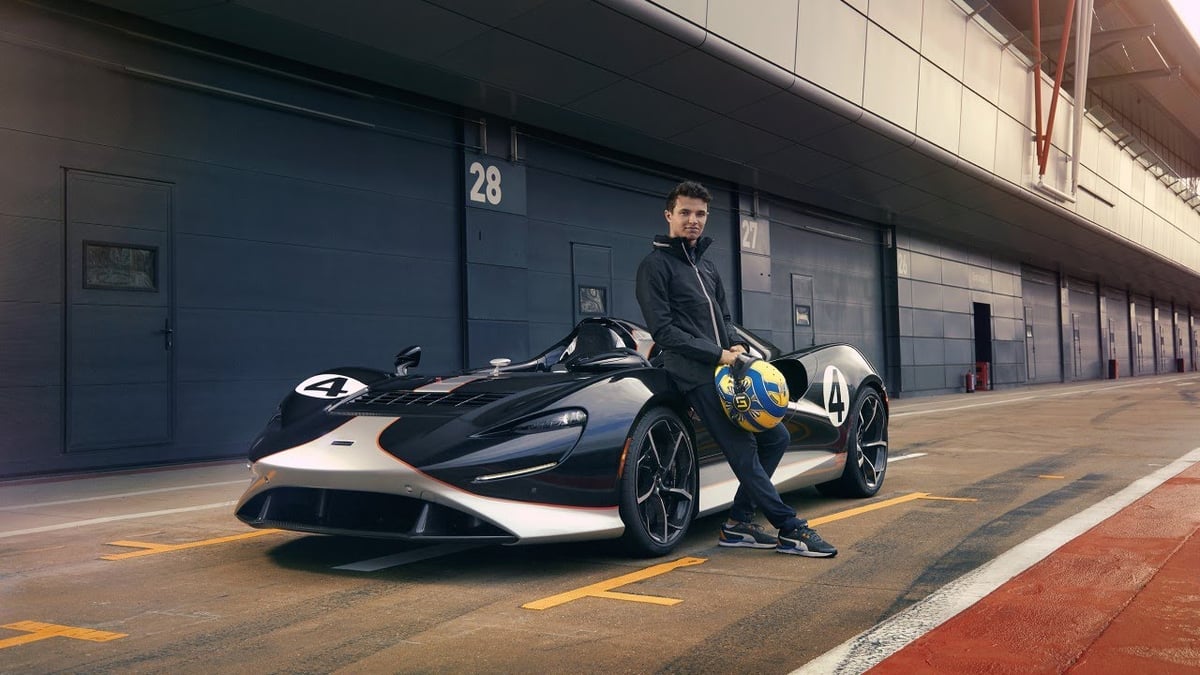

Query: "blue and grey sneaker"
left=777, top=526, right=837, bottom=557
left=718, top=520, right=778, bottom=548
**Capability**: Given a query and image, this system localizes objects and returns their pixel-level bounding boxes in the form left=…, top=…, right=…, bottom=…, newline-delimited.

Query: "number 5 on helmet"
left=714, top=356, right=790, bottom=431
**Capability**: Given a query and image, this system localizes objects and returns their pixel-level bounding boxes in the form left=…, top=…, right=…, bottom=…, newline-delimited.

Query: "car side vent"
left=333, top=390, right=507, bottom=415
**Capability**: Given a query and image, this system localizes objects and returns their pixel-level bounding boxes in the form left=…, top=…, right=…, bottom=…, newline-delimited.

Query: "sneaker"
left=718, top=520, right=778, bottom=549
left=777, top=526, right=837, bottom=557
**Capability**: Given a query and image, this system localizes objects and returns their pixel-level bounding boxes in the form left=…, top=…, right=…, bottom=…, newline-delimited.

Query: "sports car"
left=235, top=317, right=888, bottom=556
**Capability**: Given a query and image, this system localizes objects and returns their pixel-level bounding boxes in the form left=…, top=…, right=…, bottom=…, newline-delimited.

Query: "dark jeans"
left=685, top=384, right=806, bottom=532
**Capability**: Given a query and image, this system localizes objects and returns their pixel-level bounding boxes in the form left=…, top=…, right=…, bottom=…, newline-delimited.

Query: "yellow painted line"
left=1039, top=474, right=1066, bottom=480
left=524, top=492, right=977, bottom=611
left=805, top=493, right=977, bottom=526
left=592, top=591, right=682, bottom=606
left=807, top=492, right=930, bottom=525
left=522, top=556, right=706, bottom=610
left=0, top=621, right=127, bottom=650
left=101, top=529, right=280, bottom=560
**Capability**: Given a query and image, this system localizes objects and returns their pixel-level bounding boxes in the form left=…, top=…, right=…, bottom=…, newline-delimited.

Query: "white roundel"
left=821, top=365, right=850, bottom=427
left=295, top=373, right=367, bottom=399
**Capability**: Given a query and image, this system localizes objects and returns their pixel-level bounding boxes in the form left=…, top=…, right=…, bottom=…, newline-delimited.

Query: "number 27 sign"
left=464, top=153, right=526, bottom=216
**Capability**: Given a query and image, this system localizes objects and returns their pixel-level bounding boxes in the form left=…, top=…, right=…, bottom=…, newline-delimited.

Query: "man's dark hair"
left=666, top=180, right=712, bottom=212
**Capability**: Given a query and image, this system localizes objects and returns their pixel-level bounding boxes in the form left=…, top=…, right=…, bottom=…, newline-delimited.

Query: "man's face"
left=665, top=195, right=708, bottom=245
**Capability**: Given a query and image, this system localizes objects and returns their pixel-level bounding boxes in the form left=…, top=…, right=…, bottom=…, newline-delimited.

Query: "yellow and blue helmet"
left=714, top=356, right=790, bottom=431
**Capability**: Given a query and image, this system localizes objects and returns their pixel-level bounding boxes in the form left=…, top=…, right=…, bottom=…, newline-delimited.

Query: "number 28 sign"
left=464, top=153, right=526, bottom=216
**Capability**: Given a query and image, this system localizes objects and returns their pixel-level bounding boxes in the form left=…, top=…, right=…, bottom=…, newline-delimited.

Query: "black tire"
left=618, top=407, right=698, bottom=557
left=816, top=387, right=888, bottom=498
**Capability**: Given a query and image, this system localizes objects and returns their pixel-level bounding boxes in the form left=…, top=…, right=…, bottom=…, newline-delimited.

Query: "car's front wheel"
left=618, top=407, right=697, bottom=557
left=817, top=387, right=888, bottom=498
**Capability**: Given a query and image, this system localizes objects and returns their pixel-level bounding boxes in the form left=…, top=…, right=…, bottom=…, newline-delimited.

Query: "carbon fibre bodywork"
left=235, top=318, right=888, bottom=552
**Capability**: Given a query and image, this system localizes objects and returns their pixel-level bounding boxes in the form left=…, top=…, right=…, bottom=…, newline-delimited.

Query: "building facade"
left=2, top=0, right=1199, bottom=476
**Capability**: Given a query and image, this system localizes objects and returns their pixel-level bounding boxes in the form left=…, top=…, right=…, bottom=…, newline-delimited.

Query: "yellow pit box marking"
left=0, top=621, right=126, bottom=650
left=102, top=529, right=280, bottom=560
left=525, top=487, right=974, bottom=610
left=523, top=556, right=707, bottom=610
left=523, top=492, right=976, bottom=610
left=806, top=492, right=978, bottom=529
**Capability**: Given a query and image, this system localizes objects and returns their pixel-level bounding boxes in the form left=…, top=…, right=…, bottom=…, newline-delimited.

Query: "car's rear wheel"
left=618, top=407, right=697, bottom=557
left=817, top=387, right=888, bottom=498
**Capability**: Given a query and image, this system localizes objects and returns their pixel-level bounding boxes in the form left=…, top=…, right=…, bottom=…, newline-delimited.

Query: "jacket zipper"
left=684, top=244, right=722, bottom=346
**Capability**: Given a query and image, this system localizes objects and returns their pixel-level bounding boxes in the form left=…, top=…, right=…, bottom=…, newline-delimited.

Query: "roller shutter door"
left=1102, top=288, right=1131, bottom=378
left=1131, top=294, right=1154, bottom=375
left=1022, top=267, right=1061, bottom=383
left=465, top=136, right=739, bottom=367
left=1191, top=314, right=1199, bottom=371
left=764, top=205, right=885, bottom=375
left=1156, top=305, right=1176, bottom=374
left=1066, top=279, right=1101, bottom=380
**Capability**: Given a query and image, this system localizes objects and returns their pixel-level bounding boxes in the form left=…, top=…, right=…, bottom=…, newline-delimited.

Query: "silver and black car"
left=235, top=317, right=888, bottom=556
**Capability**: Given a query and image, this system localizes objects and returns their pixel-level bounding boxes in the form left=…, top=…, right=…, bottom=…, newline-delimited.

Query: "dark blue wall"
left=761, top=201, right=886, bottom=374
left=1, top=1, right=894, bottom=477
left=0, top=2, right=461, bottom=475
left=463, top=133, right=739, bottom=369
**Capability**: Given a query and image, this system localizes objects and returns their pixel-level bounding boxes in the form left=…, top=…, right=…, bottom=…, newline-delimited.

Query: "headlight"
left=430, top=410, right=586, bottom=483
left=511, top=409, right=587, bottom=434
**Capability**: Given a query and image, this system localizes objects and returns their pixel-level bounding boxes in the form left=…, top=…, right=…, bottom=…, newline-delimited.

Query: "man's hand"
left=718, top=349, right=740, bottom=365
left=729, top=344, right=747, bottom=355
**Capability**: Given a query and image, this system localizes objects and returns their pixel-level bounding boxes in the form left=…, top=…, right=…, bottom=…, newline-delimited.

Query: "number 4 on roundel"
left=822, top=365, right=849, bottom=427
left=294, top=373, right=367, bottom=399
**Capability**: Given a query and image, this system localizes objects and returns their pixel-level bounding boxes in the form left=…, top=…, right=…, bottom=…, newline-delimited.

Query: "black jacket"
left=635, top=234, right=745, bottom=392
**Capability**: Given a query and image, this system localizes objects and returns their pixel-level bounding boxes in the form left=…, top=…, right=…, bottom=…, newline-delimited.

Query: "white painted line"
left=333, top=543, right=484, bottom=572
left=794, top=446, right=1200, bottom=675
left=1040, top=379, right=1183, bottom=397
left=2, top=480, right=248, bottom=510
left=893, top=376, right=1195, bottom=418
left=893, top=398, right=1035, bottom=418
left=0, top=501, right=236, bottom=539
left=888, top=453, right=927, bottom=463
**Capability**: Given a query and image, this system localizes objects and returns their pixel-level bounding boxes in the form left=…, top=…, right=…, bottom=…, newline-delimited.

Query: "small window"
left=579, top=286, right=607, bottom=315
left=83, top=242, right=158, bottom=292
left=794, top=304, right=811, bottom=327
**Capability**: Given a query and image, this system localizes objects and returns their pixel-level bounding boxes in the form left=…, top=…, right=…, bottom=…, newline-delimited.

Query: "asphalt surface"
left=3, top=373, right=1199, bottom=673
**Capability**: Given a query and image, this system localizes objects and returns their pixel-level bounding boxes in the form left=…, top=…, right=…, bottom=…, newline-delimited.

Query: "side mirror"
left=489, top=358, right=512, bottom=376
left=395, top=345, right=421, bottom=375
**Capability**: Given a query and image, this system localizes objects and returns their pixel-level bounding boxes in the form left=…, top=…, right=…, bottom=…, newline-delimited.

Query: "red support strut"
left=1031, top=0, right=1078, bottom=178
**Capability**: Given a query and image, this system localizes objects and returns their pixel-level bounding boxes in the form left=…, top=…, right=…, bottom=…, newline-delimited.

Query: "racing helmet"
left=714, top=356, right=790, bottom=431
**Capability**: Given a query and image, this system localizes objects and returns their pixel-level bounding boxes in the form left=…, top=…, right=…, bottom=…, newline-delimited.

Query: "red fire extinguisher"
left=965, top=371, right=976, bottom=393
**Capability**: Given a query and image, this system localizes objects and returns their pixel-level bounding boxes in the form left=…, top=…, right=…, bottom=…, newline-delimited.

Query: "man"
left=635, top=180, right=837, bottom=557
